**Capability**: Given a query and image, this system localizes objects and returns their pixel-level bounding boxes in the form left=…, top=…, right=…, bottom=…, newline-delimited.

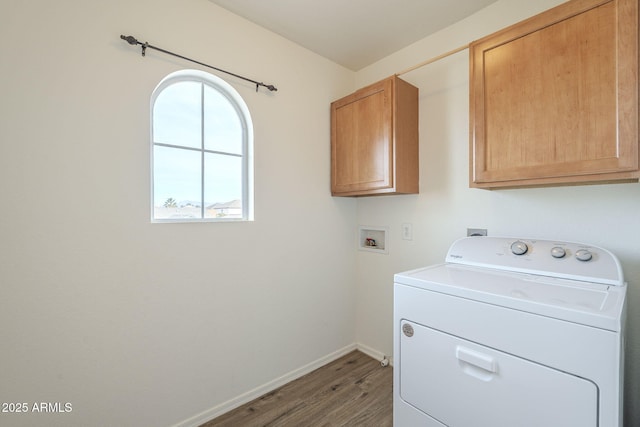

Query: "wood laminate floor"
left=200, top=350, right=393, bottom=427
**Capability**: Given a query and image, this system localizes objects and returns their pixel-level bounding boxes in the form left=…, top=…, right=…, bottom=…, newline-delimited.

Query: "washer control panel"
left=446, top=236, right=623, bottom=286
left=510, top=240, right=595, bottom=262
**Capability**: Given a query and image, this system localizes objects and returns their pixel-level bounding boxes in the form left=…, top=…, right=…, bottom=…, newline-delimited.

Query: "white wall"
left=2, top=0, right=638, bottom=426
left=0, top=1, right=357, bottom=426
left=354, top=0, right=640, bottom=425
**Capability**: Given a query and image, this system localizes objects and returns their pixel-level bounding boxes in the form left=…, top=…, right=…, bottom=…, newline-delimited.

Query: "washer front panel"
left=393, top=283, right=620, bottom=385
left=393, top=282, right=624, bottom=427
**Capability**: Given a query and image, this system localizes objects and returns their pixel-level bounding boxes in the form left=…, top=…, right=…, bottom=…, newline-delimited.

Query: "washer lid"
left=394, top=263, right=626, bottom=331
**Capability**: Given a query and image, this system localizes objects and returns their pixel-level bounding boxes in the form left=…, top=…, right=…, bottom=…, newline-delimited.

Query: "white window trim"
left=150, top=69, right=254, bottom=223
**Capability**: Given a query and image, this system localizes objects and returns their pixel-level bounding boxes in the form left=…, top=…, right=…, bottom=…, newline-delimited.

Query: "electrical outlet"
left=402, top=223, right=413, bottom=240
left=467, top=228, right=487, bottom=237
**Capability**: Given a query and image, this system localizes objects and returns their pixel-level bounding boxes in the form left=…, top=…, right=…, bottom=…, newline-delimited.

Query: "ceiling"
left=209, top=0, right=499, bottom=71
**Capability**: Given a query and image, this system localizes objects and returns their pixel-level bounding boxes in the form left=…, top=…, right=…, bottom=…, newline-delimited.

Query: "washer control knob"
left=510, top=241, right=529, bottom=255
left=550, top=246, right=566, bottom=258
left=575, top=249, right=593, bottom=262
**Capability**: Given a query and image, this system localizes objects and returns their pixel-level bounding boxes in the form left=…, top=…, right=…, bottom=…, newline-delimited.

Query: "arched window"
left=151, top=70, right=253, bottom=221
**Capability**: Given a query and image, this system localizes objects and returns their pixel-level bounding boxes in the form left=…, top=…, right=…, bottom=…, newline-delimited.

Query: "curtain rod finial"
left=257, top=83, right=278, bottom=92
left=120, top=35, right=139, bottom=45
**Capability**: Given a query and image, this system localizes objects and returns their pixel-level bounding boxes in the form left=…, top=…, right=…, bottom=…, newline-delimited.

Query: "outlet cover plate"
left=467, top=228, right=487, bottom=237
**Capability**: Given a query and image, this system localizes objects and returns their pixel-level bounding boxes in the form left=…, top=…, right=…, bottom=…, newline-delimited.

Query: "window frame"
left=150, top=69, right=254, bottom=223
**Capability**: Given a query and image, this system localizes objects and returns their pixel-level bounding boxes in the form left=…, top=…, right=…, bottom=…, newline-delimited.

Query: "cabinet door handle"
left=456, top=346, right=497, bottom=373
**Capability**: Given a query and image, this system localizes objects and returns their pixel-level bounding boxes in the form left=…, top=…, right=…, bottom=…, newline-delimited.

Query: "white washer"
left=393, top=237, right=627, bottom=427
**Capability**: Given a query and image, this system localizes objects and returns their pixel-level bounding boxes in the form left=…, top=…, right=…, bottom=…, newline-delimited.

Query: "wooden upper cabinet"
left=331, top=76, right=419, bottom=196
left=470, top=0, right=639, bottom=188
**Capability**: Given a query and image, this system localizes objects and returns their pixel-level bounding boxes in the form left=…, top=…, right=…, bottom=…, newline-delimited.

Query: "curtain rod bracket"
left=120, top=34, right=277, bottom=92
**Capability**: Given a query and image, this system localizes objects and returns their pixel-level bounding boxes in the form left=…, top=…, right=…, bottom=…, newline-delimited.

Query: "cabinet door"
left=331, top=79, right=393, bottom=194
left=470, top=0, right=638, bottom=188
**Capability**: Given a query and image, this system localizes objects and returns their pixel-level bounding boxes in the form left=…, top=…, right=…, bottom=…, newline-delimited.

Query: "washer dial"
left=510, top=241, right=528, bottom=255
left=550, top=246, right=566, bottom=258
left=575, top=249, right=593, bottom=262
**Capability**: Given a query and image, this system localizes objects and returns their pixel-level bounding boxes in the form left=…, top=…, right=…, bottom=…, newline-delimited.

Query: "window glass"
left=153, top=81, right=201, bottom=149
left=204, top=85, right=243, bottom=154
left=204, top=153, right=243, bottom=219
left=153, top=146, right=202, bottom=219
left=151, top=70, right=253, bottom=222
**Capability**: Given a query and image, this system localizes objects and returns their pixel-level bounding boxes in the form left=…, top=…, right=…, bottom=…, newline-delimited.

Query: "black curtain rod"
left=120, top=35, right=277, bottom=92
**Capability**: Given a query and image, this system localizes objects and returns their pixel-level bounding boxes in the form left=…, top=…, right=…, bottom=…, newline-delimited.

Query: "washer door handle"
left=456, top=346, right=498, bottom=373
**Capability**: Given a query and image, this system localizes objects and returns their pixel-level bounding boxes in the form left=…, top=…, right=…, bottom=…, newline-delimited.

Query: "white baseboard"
left=355, top=342, right=393, bottom=366
left=172, top=343, right=359, bottom=427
